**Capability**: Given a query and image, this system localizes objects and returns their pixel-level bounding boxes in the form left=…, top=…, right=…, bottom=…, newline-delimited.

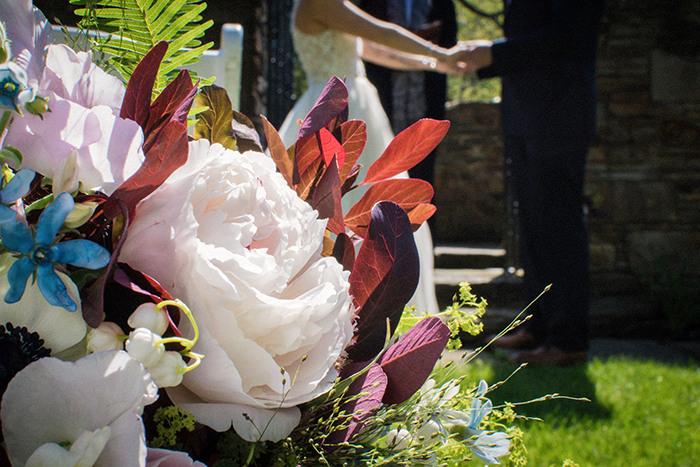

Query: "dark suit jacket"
left=359, top=0, right=458, bottom=122
left=478, top=0, right=606, bottom=147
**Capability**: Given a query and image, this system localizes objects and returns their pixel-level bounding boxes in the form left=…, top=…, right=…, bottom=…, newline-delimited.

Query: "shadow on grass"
left=485, top=354, right=612, bottom=425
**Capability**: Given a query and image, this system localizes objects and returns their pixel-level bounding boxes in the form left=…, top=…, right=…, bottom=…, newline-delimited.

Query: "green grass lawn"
left=450, top=353, right=700, bottom=467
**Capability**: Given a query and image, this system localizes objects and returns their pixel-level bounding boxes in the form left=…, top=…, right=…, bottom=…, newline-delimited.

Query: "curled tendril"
left=155, top=299, right=203, bottom=374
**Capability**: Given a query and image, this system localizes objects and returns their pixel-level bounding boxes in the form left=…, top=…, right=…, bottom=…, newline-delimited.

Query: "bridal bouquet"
left=0, top=1, right=517, bottom=466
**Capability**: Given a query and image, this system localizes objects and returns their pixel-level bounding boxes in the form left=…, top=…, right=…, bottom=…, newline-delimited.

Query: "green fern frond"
left=70, top=0, right=214, bottom=92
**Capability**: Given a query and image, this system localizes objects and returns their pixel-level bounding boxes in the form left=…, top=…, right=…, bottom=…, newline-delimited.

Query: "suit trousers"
left=505, top=135, right=590, bottom=352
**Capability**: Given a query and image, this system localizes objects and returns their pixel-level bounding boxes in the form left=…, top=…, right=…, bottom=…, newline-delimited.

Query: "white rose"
left=119, top=140, right=354, bottom=442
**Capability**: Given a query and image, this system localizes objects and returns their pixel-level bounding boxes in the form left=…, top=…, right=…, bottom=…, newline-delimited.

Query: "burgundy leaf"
left=143, top=69, right=198, bottom=153
left=325, top=362, right=387, bottom=446
left=80, top=200, right=130, bottom=328
left=103, top=120, right=189, bottom=219
left=379, top=317, right=450, bottom=405
left=361, top=119, right=450, bottom=185
left=262, top=115, right=294, bottom=187
left=113, top=264, right=181, bottom=331
left=120, top=41, right=168, bottom=127
left=344, top=179, right=434, bottom=238
left=311, top=156, right=344, bottom=234
left=146, top=69, right=194, bottom=130
left=297, top=76, right=348, bottom=142
left=331, top=232, right=355, bottom=271
left=113, top=263, right=175, bottom=303
left=346, top=202, right=420, bottom=362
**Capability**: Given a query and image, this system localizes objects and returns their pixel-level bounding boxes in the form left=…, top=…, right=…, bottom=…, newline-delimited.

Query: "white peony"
left=119, top=140, right=354, bottom=442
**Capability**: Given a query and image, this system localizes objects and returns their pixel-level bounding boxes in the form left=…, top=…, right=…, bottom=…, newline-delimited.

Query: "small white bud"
left=128, top=302, right=169, bottom=335
left=125, top=328, right=165, bottom=367
left=147, top=351, right=187, bottom=387
left=87, top=322, right=124, bottom=352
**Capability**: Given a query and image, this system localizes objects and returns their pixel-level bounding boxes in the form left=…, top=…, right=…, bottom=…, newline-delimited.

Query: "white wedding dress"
left=278, top=3, right=439, bottom=315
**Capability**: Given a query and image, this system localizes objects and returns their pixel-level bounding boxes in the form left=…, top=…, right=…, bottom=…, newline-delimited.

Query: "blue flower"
left=0, top=168, right=35, bottom=224
left=1, top=192, right=111, bottom=311
left=0, top=62, right=32, bottom=113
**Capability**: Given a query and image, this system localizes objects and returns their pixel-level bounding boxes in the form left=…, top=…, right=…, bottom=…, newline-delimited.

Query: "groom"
left=463, top=0, right=606, bottom=365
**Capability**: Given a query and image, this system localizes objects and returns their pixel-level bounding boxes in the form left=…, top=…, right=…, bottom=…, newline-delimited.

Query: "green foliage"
left=447, top=0, right=503, bottom=103
left=397, top=281, right=487, bottom=350
left=452, top=354, right=700, bottom=467
left=149, top=405, right=197, bottom=449
left=69, top=0, right=214, bottom=91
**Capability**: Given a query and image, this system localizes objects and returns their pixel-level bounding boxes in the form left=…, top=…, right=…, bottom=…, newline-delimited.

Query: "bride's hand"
left=439, top=42, right=491, bottom=75
left=455, top=40, right=494, bottom=74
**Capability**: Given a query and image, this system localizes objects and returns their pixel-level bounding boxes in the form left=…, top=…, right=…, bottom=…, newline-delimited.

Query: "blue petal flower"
left=1, top=192, right=111, bottom=311
left=36, top=192, right=74, bottom=246
left=37, top=261, right=77, bottom=312
left=0, top=168, right=34, bottom=224
left=0, top=169, right=35, bottom=205
left=4, top=256, right=36, bottom=304
left=52, top=239, right=111, bottom=269
left=0, top=220, right=35, bottom=254
left=0, top=205, right=19, bottom=224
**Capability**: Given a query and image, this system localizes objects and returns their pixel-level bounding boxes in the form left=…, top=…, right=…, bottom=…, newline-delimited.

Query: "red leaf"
left=331, top=232, right=355, bottom=271
left=361, top=119, right=450, bottom=185
left=262, top=116, right=294, bottom=187
left=408, top=203, right=437, bottom=230
left=297, top=76, right=348, bottom=142
left=318, top=127, right=346, bottom=169
left=311, top=157, right=344, bottom=234
left=346, top=201, right=420, bottom=362
left=103, top=120, right=189, bottom=219
left=379, top=317, right=450, bottom=405
left=120, top=41, right=168, bottom=127
left=336, top=120, right=366, bottom=184
left=344, top=179, right=434, bottom=238
left=295, top=133, right=321, bottom=179
left=325, top=362, right=387, bottom=445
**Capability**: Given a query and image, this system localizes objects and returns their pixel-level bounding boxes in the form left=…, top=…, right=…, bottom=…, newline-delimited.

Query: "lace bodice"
left=291, top=11, right=365, bottom=85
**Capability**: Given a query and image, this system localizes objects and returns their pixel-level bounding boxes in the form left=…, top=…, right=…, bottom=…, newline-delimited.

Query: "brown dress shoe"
left=488, top=328, right=540, bottom=350
left=513, top=345, right=588, bottom=366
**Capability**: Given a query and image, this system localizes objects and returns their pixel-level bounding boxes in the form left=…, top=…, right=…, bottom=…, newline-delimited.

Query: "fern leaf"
left=70, top=0, right=214, bottom=93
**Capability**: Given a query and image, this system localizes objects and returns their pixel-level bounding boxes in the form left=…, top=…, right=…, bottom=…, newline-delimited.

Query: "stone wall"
left=433, top=0, right=700, bottom=298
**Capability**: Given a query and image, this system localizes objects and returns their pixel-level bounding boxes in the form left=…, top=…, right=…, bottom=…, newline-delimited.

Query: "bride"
left=278, top=0, right=468, bottom=315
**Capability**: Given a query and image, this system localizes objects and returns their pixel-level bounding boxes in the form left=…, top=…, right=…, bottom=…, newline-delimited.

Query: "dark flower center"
left=0, top=323, right=51, bottom=397
left=1, top=78, right=19, bottom=98
left=31, top=246, right=52, bottom=264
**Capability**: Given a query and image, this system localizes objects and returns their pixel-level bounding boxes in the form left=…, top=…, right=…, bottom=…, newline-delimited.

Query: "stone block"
left=627, top=231, right=700, bottom=277
left=651, top=49, right=700, bottom=102
left=590, top=243, right=617, bottom=272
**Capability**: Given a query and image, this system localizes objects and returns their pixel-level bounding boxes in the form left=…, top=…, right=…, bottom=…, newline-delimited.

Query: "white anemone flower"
left=0, top=254, right=86, bottom=353
left=1, top=350, right=158, bottom=467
